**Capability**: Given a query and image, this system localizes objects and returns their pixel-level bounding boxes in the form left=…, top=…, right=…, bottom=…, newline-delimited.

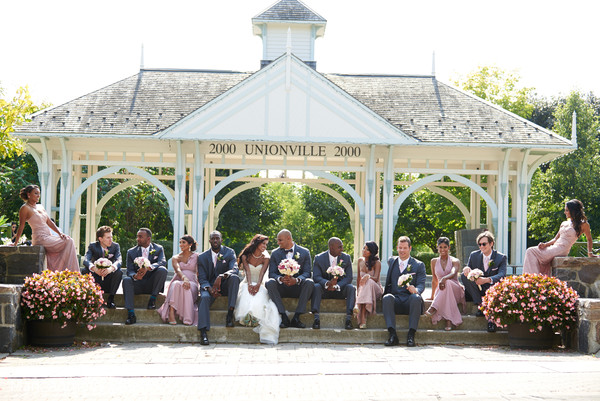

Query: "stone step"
left=109, top=294, right=482, bottom=315
left=100, top=307, right=493, bottom=331
left=76, top=322, right=511, bottom=345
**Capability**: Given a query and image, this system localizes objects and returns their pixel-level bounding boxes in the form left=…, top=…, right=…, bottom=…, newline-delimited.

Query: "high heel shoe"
left=424, top=308, right=436, bottom=317
left=359, top=323, right=367, bottom=329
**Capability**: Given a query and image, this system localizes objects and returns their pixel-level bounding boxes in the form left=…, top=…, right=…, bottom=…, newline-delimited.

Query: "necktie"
left=484, top=256, right=489, bottom=272
left=285, top=248, right=294, bottom=253
left=142, top=248, right=149, bottom=259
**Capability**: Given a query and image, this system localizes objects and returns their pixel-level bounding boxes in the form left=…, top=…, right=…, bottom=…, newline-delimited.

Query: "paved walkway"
left=1, top=343, right=599, bottom=400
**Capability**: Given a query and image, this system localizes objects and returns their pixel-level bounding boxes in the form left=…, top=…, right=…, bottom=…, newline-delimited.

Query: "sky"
left=1, top=0, right=599, bottom=107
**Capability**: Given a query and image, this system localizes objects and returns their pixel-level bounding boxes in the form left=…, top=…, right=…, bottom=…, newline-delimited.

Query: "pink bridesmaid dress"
left=28, top=209, right=79, bottom=272
left=158, top=253, right=199, bottom=325
left=356, top=269, right=383, bottom=316
left=430, top=257, right=465, bottom=326
left=523, top=220, right=579, bottom=276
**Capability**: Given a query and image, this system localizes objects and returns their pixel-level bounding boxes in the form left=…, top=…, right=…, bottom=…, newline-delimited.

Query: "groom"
left=382, top=236, right=426, bottom=347
left=265, top=229, right=314, bottom=328
left=461, top=231, right=507, bottom=333
left=197, top=231, right=240, bottom=346
left=311, top=237, right=355, bottom=330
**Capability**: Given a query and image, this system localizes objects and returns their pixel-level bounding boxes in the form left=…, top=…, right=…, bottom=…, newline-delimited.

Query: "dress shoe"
left=290, top=317, right=306, bottom=328
left=475, top=309, right=484, bottom=317
left=384, top=332, right=399, bottom=346
left=487, top=321, right=497, bottom=333
left=406, top=331, right=416, bottom=347
left=147, top=297, right=156, bottom=310
left=106, top=296, right=116, bottom=309
left=312, top=318, right=320, bottom=330
left=226, top=311, right=234, bottom=327
left=280, top=313, right=290, bottom=328
left=125, top=312, right=136, bottom=325
left=200, top=329, right=209, bottom=346
left=345, top=317, right=353, bottom=330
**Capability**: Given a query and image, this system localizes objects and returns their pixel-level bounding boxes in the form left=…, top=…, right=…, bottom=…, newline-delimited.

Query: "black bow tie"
left=285, top=248, right=294, bottom=253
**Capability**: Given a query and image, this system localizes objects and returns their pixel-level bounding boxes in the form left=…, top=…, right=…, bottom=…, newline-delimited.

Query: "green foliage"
left=527, top=91, right=600, bottom=242
left=453, top=66, right=534, bottom=119
left=0, top=85, right=50, bottom=158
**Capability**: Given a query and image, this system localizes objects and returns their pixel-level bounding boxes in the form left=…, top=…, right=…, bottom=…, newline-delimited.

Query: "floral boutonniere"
left=406, top=264, right=412, bottom=272
left=488, top=260, right=495, bottom=268
left=217, top=253, right=224, bottom=262
left=149, top=249, right=156, bottom=256
left=103, top=249, right=109, bottom=257
left=338, top=260, right=344, bottom=268
left=294, top=252, right=300, bottom=260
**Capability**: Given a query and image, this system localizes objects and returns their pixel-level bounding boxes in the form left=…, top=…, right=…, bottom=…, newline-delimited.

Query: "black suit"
left=82, top=242, right=123, bottom=297
left=382, top=256, right=426, bottom=331
left=122, top=243, right=168, bottom=310
left=311, top=251, right=355, bottom=316
left=460, top=249, right=507, bottom=305
left=265, top=244, right=314, bottom=315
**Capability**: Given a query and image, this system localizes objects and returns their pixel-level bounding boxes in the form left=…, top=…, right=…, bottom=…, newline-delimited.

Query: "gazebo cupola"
left=252, top=0, right=326, bottom=69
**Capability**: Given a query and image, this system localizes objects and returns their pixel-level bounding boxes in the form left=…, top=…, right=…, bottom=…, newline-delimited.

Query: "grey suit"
left=265, top=244, right=314, bottom=315
left=122, top=243, right=168, bottom=310
left=460, top=249, right=507, bottom=305
left=382, top=256, right=426, bottom=331
left=82, top=241, right=123, bottom=296
left=311, top=251, right=355, bottom=316
left=197, top=245, right=240, bottom=331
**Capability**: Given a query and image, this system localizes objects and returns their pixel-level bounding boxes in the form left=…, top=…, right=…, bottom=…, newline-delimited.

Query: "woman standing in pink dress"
left=355, top=241, right=383, bottom=329
left=523, top=199, right=596, bottom=276
left=11, top=185, right=79, bottom=272
left=157, top=235, right=199, bottom=325
left=425, top=237, right=465, bottom=331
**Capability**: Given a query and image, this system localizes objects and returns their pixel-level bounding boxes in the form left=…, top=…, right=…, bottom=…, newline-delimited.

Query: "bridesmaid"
left=157, top=235, right=199, bottom=325
left=523, top=199, right=596, bottom=276
left=355, top=241, right=383, bottom=329
left=425, top=237, right=465, bottom=331
left=11, top=185, right=79, bottom=272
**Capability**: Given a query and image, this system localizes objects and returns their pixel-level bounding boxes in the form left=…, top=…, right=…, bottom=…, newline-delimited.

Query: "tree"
left=453, top=66, right=534, bottom=119
left=527, top=91, right=600, bottom=242
left=0, top=85, right=48, bottom=158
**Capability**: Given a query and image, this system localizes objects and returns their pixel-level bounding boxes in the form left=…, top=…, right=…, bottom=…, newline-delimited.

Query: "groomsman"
left=82, top=225, right=123, bottom=309
left=311, top=237, right=355, bottom=330
left=266, top=229, right=314, bottom=328
left=461, top=231, right=507, bottom=333
left=122, top=228, right=168, bottom=325
left=382, top=236, right=426, bottom=347
left=197, top=231, right=240, bottom=346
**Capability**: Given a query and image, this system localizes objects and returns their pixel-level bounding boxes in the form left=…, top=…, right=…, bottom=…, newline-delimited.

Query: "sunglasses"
left=478, top=242, right=489, bottom=247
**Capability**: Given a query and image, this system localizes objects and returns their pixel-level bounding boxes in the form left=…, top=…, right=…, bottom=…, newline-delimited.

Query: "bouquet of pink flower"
left=21, top=270, right=106, bottom=330
left=468, top=268, right=484, bottom=290
left=397, top=273, right=413, bottom=288
left=278, top=259, right=300, bottom=276
left=134, top=257, right=151, bottom=270
left=326, top=265, right=345, bottom=278
left=94, top=258, right=112, bottom=281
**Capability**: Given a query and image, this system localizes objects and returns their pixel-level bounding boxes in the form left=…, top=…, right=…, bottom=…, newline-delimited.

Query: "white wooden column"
left=470, top=174, right=481, bottom=228
left=173, top=141, right=186, bottom=253
left=381, top=146, right=395, bottom=260
left=85, top=165, right=98, bottom=246
left=363, top=145, right=377, bottom=242
left=58, top=138, right=73, bottom=235
left=192, top=141, right=205, bottom=247
left=72, top=165, right=82, bottom=253
left=39, top=138, right=53, bottom=214
left=515, top=150, right=531, bottom=267
left=496, top=149, right=511, bottom=255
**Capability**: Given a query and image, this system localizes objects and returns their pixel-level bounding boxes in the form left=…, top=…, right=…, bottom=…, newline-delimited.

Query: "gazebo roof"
left=16, top=66, right=571, bottom=148
left=252, top=0, right=326, bottom=23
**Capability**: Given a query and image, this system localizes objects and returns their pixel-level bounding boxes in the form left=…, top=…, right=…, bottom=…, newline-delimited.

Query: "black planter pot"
left=27, top=320, right=76, bottom=347
left=507, top=323, right=555, bottom=350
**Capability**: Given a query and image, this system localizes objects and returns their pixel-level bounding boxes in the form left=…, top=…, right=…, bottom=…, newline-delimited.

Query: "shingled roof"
left=16, top=68, right=570, bottom=147
left=253, top=0, right=326, bottom=23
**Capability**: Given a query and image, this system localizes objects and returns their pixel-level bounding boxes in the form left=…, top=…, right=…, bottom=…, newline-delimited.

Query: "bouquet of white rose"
left=278, top=259, right=300, bottom=276
left=326, top=265, right=345, bottom=279
left=468, top=268, right=484, bottom=290
left=397, top=273, right=413, bottom=288
left=94, top=257, right=113, bottom=281
left=134, top=256, right=151, bottom=270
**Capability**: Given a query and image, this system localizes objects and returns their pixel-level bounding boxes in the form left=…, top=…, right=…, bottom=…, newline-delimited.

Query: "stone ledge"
left=577, top=298, right=600, bottom=354
left=552, top=257, right=600, bottom=298
left=0, top=284, right=23, bottom=353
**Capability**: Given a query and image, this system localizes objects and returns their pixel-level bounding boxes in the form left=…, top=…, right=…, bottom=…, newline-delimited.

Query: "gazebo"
left=14, top=0, right=574, bottom=266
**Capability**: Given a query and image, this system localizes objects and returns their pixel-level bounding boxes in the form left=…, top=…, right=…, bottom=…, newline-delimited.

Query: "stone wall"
left=552, top=257, right=600, bottom=298
left=0, top=245, right=45, bottom=284
left=576, top=298, right=600, bottom=354
left=0, top=284, right=24, bottom=353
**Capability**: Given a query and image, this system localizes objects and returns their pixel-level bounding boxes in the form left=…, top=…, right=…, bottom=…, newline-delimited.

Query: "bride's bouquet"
left=134, top=256, right=151, bottom=270
left=397, top=273, right=413, bottom=288
left=326, top=265, right=345, bottom=279
left=278, top=259, right=300, bottom=276
left=94, top=258, right=113, bottom=281
left=467, top=268, right=484, bottom=290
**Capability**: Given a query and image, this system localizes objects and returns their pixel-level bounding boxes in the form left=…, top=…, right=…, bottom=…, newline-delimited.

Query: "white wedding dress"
left=235, top=263, right=281, bottom=344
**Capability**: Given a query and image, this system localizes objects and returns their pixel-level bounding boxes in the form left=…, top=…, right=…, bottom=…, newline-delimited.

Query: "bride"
left=235, top=234, right=281, bottom=344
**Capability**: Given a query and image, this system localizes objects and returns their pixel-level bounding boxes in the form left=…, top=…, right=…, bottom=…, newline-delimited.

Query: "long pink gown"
left=157, top=253, right=199, bottom=325
left=356, top=267, right=383, bottom=316
left=28, top=209, right=79, bottom=272
left=523, top=220, right=579, bottom=276
left=430, top=257, right=465, bottom=326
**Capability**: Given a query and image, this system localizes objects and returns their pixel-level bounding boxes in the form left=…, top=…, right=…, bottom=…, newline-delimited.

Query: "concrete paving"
left=1, top=343, right=599, bottom=400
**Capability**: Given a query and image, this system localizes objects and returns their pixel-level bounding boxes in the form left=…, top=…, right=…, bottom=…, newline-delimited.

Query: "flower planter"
left=27, top=320, right=76, bottom=347
left=507, top=323, right=555, bottom=349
